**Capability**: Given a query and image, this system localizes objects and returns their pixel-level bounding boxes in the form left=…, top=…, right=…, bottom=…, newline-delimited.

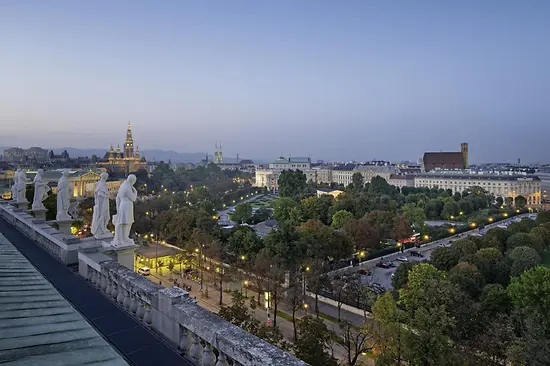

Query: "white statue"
left=111, top=174, right=138, bottom=247
left=56, top=170, right=71, bottom=221
left=11, top=169, right=21, bottom=201
left=32, top=169, right=50, bottom=210
left=91, top=172, right=111, bottom=239
left=16, top=170, right=28, bottom=203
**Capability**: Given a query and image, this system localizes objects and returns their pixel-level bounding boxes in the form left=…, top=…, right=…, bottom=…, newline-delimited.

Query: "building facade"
left=97, top=123, right=147, bottom=174
left=414, top=173, right=541, bottom=206
left=254, top=157, right=316, bottom=191
left=3, top=147, right=49, bottom=163
left=422, top=142, right=469, bottom=172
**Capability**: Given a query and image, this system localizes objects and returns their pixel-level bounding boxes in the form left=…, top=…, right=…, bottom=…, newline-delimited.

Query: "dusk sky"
left=1, top=1, right=549, bottom=163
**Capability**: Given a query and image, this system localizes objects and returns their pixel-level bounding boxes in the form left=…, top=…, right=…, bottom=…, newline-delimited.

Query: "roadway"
left=350, top=213, right=537, bottom=290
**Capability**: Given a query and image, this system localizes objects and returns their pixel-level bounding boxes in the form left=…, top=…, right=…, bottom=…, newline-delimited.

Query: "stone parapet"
left=79, top=252, right=307, bottom=366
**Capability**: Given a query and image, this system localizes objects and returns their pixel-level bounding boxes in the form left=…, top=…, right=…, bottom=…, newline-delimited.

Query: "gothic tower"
left=124, top=121, right=134, bottom=159
left=461, top=142, right=469, bottom=169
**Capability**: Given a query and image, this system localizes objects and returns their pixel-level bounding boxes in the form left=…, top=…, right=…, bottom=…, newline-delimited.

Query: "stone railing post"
left=189, top=332, right=202, bottom=364
left=201, top=343, right=216, bottom=366
left=136, top=299, right=145, bottom=320
left=130, top=294, right=138, bottom=314
left=214, top=352, right=230, bottom=366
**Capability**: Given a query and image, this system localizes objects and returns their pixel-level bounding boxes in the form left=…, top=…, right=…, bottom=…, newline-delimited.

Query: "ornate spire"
left=109, top=144, right=114, bottom=152
left=126, top=121, right=133, bottom=140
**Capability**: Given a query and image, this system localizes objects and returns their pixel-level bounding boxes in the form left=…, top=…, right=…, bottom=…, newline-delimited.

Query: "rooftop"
left=0, top=233, right=128, bottom=365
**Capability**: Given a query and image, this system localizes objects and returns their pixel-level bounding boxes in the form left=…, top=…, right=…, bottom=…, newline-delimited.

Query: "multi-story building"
left=97, top=122, right=147, bottom=174
left=388, top=174, right=415, bottom=188
left=254, top=157, right=316, bottom=191
left=414, top=172, right=541, bottom=207
left=25, top=170, right=123, bottom=200
left=421, top=142, right=469, bottom=172
left=3, top=147, right=49, bottom=163
left=535, top=166, right=550, bottom=202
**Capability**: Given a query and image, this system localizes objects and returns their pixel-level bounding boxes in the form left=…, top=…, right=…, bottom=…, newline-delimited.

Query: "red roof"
left=423, top=152, right=464, bottom=171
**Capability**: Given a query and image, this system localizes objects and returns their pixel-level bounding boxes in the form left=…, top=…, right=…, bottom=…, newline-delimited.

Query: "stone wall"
left=80, top=253, right=307, bottom=366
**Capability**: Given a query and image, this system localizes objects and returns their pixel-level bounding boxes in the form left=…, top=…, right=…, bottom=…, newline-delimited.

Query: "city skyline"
left=1, top=1, right=549, bottom=163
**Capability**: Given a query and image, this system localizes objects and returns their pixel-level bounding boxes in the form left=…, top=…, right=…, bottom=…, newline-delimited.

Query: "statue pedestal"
left=102, top=239, right=138, bottom=270
left=93, top=232, right=114, bottom=240
left=56, top=219, right=73, bottom=235
left=32, top=208, right=47, bottom=221
left=17, top=201, right=29, bottom=210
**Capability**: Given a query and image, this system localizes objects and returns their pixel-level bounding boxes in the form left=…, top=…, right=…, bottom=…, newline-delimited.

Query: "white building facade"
left=414, top=173, right=542, bottom=206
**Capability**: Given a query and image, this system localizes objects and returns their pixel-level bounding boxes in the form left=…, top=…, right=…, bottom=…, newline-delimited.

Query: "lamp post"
left=244, top=280, right=249, bottom=297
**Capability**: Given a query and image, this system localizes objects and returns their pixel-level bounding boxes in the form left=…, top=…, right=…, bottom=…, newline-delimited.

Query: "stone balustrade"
left=1, top=198, right=307, bottom=366
left=80, top=256, right=307, bottom=366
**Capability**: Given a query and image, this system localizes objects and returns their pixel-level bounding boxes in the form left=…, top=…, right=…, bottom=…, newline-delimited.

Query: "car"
left=396, top=256, right=408, bottom=262
left=358, top=269, right=371, bottom=275
left=410, top=250, right=424, bottom=258
left=388, top=261, right=396, bottom=267
left=138, top=267, right=151, bottom=276
left=376, top=261, right=391, bottom=269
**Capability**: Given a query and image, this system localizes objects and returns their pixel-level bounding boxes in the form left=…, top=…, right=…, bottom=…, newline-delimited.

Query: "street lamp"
left=488, top=217, right=494, bottom=223
left=244, top=280, right=249, bottom=297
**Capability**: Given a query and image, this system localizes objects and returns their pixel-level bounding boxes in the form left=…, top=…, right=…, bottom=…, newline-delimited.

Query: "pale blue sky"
left=1, top=1, right=549, bottom=163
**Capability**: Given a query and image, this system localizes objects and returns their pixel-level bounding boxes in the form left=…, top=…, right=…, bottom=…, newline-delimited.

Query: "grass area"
left=276, top=310, right=294, bottom=322
left=542, top=249, right=550, bottom=267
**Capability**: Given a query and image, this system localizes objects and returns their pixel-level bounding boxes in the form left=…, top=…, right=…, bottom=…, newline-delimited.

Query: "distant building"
left=97, top=122, right=147, bottom=174
left=3, top=147, right=49, bottom=163
left=388, top=174, right=415, bottom=188
left=25, top=170, right=123, bottom=199
left=422, top=142, right=469, bottom=172
left=254, top=156, right=315, bottom=191
left=414, top=172, right=541, bottom=207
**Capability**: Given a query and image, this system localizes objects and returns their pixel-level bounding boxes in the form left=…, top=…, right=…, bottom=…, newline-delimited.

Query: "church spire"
left=124, top=121, right=134, bottom=159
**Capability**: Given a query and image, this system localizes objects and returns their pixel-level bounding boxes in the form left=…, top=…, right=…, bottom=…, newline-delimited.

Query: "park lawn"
left=541, top=249, right=550, bottom=267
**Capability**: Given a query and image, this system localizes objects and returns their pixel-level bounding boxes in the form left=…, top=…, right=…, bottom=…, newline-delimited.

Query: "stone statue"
left=11, top=169, right=21, bottom=201
left=32, top=169, right=50, bottom=210
left=111, top=174, right=138, bottom=247
left=91, top=172, right=111, bottom=239
left=15, top=169, right=28, bottom=203
left=56, top=170, right=71, bottom=221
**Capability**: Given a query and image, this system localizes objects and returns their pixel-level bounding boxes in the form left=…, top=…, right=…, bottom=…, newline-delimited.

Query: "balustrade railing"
left=84, top=261, right=305, bottom=366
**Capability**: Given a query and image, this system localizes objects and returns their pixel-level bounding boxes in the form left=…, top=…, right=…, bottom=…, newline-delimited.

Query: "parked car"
left=388, top=261, right=396, bottom=267
left=358, top=269, right=371, bottom=276
left=396, top=256, right=408, bottom=262
left=410, top=250, right=424, bottom=258
left=138, top=267, right=151, bottom=276
left=376, top=261, right=391, bottom=269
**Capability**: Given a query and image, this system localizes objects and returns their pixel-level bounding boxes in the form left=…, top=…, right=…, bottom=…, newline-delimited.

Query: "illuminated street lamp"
left=423, top=235, right=429, bottom=241
left=459, top=211, right=464, bottom=215
left=488, top=217, right=494, bottom=223
left=470, top=222, right=477, bottom=228
left=449, top=227, right=456, bottom=234
left=503, top=213, right=508, bottom=217
left=516, top=209, right=520, bottom=213
left=244, top=280, right=249, bottom=297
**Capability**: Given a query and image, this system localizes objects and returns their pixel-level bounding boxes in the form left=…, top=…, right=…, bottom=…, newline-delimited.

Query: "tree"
left=372, top=292, right=405, bottom=366
left=228, top=226, right=262, bottom=258
left=448, top=262, right=485, bottom=298
left=294, top=316, right=338, bottom=366
left=343, top=218, right=379, bottom=252
left=495, top=196, right=504, bottom=207
left=474, top=248, right=509, bottom=285
left=430, top=246, right=460, bottom=271
left=219, top=291, right=259, bottom=333
left=231, top=202, right=253, bottom=223
left=483, top=227, right=512, bottom=253
left=452, top=238, right=478, bottom=259
left=391, top=215, right=412, bottom=240
left=441, top=201, right=460, bottom=220
left=369, top=176, right=392, bottom=195
left=536, top=210, right=550, bottom=225
left=531, top=226, right=550, bottom=248
left=401, top=203, right=427, bottom=230
left=391, top=261, right=417, bottom=290
left=278, top=170, right=307, bottom=197
left=424, top=199, right=444, bottom=219
left=508, top=266, right=550, bottom=322
left=514, top=195, right=527, bottom=209
left=285, top=271, right=304, bottom=341
left=298, top=195, right=333, bottom=224
left=272, top=197, right=298, bottom=223
left=505, top=197, right=514, bottom=207
left=481, top=283, right=512, bottom=316
left=351, top=172, right=364, bottom=189
left=331, top=209, right=354, bottom=229
left=507, top=246, right=541, bottom=277
left=338, top=320, right=376, bottom=366
left=507, top=232, right=541, bottom=253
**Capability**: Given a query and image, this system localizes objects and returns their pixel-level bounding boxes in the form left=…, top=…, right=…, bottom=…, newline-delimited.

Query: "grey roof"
left=416, top=173, right=541, bottom=181
left=0, top=234, right=128, bottom=365
left=288, top=157, right=310, bottom=163
left=354, top=165, right=398, bottom=173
